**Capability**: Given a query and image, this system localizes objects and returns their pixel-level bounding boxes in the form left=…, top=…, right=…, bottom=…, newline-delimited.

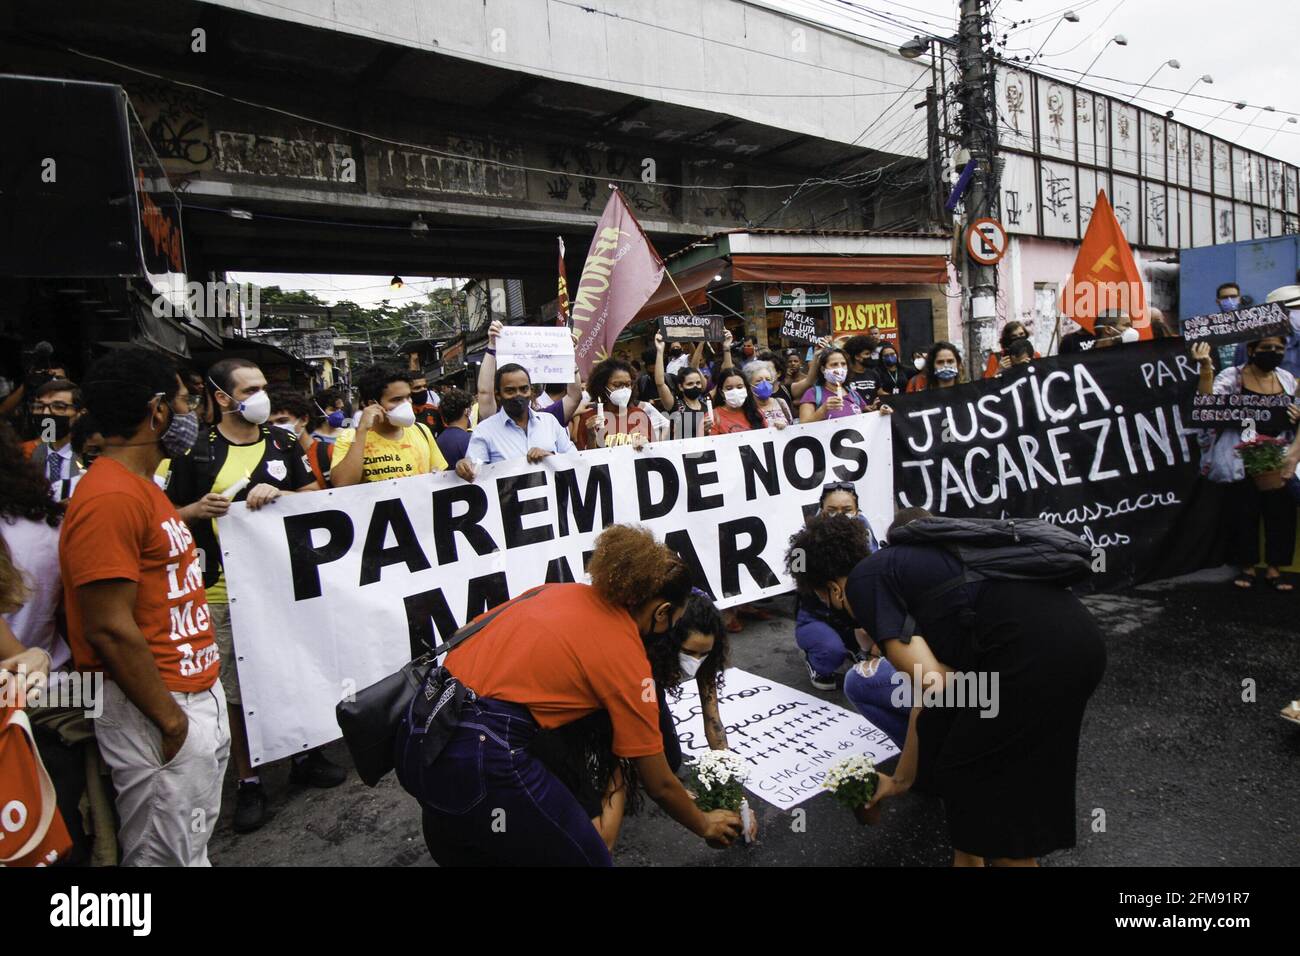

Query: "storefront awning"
left=631, top=259, right=717, bottom=322
left=730, top=254, right=949, bottom=285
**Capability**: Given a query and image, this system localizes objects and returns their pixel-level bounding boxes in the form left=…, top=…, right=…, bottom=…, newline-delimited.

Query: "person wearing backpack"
left=785, top=510, right=1106, bottom=867
left=330, top=363, right=448, bottom=486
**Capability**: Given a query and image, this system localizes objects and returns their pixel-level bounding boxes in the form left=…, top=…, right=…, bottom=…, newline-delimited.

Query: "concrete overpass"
left=0, top=0, right=935, bottom=286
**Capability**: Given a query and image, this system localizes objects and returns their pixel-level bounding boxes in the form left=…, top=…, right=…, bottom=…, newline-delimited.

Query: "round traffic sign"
left=966, top=217, right=1008, bottom=266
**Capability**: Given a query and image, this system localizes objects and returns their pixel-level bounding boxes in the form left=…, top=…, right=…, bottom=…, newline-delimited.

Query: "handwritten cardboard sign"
left=779, top=309, right=825, bottom=345
left=1181, top=302, right=1290, bottom=347
left=496, top=326, right=576, bottom=383
left=668, top=667, right=899, bottom=808
left=1187, top=391, right=1295, bottom=429
left=659, top=313, right=725, bottom=342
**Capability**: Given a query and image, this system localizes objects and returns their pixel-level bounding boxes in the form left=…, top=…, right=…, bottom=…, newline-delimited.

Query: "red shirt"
left=711, top=406, right=757, bottom=434
left=446, top=584, right=663, bottom=758
left=60, top=458, right=220, bottom=692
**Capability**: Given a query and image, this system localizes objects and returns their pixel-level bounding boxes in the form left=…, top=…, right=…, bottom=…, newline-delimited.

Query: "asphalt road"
left=208, top=569, right=1300, bottom=867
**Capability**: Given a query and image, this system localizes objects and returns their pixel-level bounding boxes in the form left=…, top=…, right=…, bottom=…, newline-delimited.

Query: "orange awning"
left=730, top=253, right=949, bottom=285
left=631, top=259, right=718, bottom=322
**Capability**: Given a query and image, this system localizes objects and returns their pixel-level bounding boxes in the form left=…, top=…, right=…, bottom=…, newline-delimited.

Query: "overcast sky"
left=235, top=0, right=1299, bottom=300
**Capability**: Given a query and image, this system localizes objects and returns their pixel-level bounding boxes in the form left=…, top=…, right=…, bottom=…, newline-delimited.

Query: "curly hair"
left=644, top=592, right=730, bottom=702
left=82, top=347, right=179, bottom=439
left=587, top=358, right=635, bottom=405
left=267, top=386, right=311, bottom=421
left=438, top=387, right=472, bottom=424
left=785, top=513, right=872, bottom=594
left=0, top=423, right=62, bottom=528
left=0, top=536, right=29, bottom=615
left=355, top=363, right=411, bottom=405
left=588, top=524, right=692, bottom=612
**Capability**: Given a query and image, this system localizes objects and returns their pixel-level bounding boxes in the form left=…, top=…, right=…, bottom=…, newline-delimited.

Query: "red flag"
left=1061, top=189, right=1150, bottom=338
left=556, top=236, right=570, bottom=328
left=570, top=188, right=665, bottom=376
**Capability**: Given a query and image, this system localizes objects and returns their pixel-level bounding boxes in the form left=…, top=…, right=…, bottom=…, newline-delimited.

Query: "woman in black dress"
left=785, top=512, right=1106, bottom=866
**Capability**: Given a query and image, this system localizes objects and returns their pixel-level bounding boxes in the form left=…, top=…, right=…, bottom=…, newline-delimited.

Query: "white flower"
left=688, top=749, right=750, bottom=787
left=821, top=755, right=876, bottom=793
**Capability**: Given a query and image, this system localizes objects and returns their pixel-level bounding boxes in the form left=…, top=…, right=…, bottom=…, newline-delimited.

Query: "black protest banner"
left=1181, top=302, right=1290, bottom=347
left=659, top=313, right=725, bottom=342
left=888, top=339, right=1223, bottom=589
left=779, top=309, right=826, bottom=345
left=1187, top=392, right=1294, bottom=430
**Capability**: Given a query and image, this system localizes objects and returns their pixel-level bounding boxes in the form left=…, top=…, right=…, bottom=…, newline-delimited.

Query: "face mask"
left=753, top=380, right=775, bottom=400
left=883, top=355, right=898, bottom=366
left=159, top=407, right=199, bottom=457
left=1119, top=327, right=1140, bottom=344
left=581, top=390, right=591, bottom=404
left=723, top=387, right=747, bottom=408
left=502, top=395, right=530, bottom=419
left=273, top=420, right=303, bottom=440
left=824, top=367, right=847, bottom=385
left=318, top=403, right=348, bottom=429
left=411, top=389, right=428, bottom=405
left=609, top=387, right=632, bottom=408
left=678, top=653, right=704, bottom=679
left=935, top=366, right=959, bottom=381
left=386, top=401, right=417, bottom=427
left=681, top=385, right=703, bottom=400
left=1219, top=297, right=1241, bottom=312
left=1252, top=351, right=1284, bottom=372
left=913, top=358, right=925, bottom=370
left=742, top=346, right=755, bottom=358
left=41, top=414, right=74, bottom=441
left=213, top=380, right=270, bottom=425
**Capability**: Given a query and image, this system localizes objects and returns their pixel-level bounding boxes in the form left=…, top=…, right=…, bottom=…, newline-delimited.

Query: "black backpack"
left=887, top=517, right=1093, bottom=635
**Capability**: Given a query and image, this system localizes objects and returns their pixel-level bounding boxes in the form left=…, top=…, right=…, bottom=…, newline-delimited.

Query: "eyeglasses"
left=30, top=401, right=77, bottom=415
left=151, top=391, right=203, bottom=412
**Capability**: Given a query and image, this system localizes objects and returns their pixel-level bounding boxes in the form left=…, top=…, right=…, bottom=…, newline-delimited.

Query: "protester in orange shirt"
left=402, top=525, right=742, bottom=866
left=60, top=347, right=229, bottom=866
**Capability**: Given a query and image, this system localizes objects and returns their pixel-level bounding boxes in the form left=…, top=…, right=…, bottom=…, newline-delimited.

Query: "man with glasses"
left=23, top=379, right=87, bottom=502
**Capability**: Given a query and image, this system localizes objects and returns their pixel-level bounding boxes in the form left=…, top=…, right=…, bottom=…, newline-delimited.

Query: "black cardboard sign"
left=659, top=313, right=725, bottom=342
left=1181, top=302, right=1290, bottom=347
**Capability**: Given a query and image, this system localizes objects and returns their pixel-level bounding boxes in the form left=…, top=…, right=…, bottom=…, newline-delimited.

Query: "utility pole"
left=957, top=0, right=999, bottom=372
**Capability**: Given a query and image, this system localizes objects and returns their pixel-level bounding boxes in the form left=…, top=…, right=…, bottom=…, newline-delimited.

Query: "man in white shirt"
left=455, top=364, right=575, bottom=480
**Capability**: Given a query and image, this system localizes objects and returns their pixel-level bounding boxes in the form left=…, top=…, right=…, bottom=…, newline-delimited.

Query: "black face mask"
left=681, top=386, right=703, bottom=400
left=411, top=389, right=428, bottom=405
left=40, top=413, right=74, bottom=441
left=1252, top=351, right=1284, bottom=372
left=502, top=395, right=530, bottom=419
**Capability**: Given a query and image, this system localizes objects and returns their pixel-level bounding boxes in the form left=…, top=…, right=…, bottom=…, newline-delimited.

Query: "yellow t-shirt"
left=203, top=441, right=267, bottom=603
left=330, top=423, right=447, bottom=482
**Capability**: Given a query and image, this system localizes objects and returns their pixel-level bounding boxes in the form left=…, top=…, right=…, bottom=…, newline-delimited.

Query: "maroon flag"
left=570, top=188, right=665, bottom=376
left=556, top=236, right=570, bottom=328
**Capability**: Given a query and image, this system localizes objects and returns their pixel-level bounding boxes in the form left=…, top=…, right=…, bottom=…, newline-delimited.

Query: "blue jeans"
left=416, top=697, right=612, bottom=866
left=843, top=658, right=911, bottom=749
left=796, top=618, right=855, bottom=677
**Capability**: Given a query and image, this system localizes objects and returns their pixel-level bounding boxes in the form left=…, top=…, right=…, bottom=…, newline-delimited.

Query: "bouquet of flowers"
left=686, top=750, right=756, bottom=843
left=1235, top=435, right=1289, bottom=489
left=821, top=754, right=879, bottom=825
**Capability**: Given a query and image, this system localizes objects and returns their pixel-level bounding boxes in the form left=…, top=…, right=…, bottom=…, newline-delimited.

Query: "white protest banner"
left=220, top=416, right=893, bottom=765
left=496, top=326, right=576, bottom=383
left=668, top=668, right=900, bottom=808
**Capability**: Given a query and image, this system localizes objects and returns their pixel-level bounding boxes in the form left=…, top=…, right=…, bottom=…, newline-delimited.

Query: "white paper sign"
left=669, top=668, right=900, bottom=809
left=497, top=326, right=576, bottom=383
left=221, top=416, right=893, bottom=765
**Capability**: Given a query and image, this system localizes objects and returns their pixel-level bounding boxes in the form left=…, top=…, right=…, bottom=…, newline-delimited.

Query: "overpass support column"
left=741, top=283, right=769, bottom=349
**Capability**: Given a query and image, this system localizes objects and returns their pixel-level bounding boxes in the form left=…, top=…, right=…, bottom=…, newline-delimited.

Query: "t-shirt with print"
left=445, top=584, right=663, bottom=758
left=60, top=458, right=219, bottom=693
left=166, top=424, right=315, bottom=602
left=330, top=422, right=448, bottom=481
left=845, top=370, right=881, bottom=404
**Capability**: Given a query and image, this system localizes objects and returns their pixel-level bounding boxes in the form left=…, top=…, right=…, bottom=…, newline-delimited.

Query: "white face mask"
left=215, top=382, right=270, bottom=425
left=678, top=653, right=704, bottom=679
left=386, top=401, right=417, bottom=428
left=913, top=357, right=925, bottom=370
left=1119, top=327, right=1140, bottom=344
left=723, top=387, right=747, bottom=408
left=824, top=367, right=847, bottom=385
left=609, top=387, right=632, bottom=408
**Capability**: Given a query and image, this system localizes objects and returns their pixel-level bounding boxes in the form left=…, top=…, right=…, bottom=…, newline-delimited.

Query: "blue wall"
left=1179, top=235, right=1300, bottom=325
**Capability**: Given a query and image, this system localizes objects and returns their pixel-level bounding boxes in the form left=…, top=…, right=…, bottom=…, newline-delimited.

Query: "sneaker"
left=807, top=661, right=837, bottom=692
left=233, top=781, right=267, bottom=834
left=288, top=749, right=348, bottom=789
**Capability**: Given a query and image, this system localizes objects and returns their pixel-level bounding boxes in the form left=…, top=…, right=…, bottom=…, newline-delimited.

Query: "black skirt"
left=914, top=579, right=1106, bottom=860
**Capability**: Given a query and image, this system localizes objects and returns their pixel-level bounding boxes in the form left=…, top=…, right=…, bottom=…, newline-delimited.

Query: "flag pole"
left=608, top=183, right=695, bottom=316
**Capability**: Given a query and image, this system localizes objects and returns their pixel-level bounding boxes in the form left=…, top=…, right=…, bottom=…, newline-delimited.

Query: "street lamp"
left=1207, top=100, right=1247, bottom=131
left=1261, top=116, right=1299, bottom=151
left=898, top=33, right=958, bottom=60
left=1240, top=105, right=1276, bottom=138
left=1168, top=74, right=1213, bottom=118
left=1077, top=35, right=1127, bottom=87
left=1129, top=59, right=1180, bottom=104
left=1029, top=10, right=1081, bottom=63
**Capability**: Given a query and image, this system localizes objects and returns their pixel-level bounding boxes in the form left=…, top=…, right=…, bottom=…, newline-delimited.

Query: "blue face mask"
left=935, top=366, right=959, bottom=381
left=883, top=355, right=898, bottom=366
left=1219, top=297, right=1241, bottom=312
left=753, top=380, right=775, bottom=400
